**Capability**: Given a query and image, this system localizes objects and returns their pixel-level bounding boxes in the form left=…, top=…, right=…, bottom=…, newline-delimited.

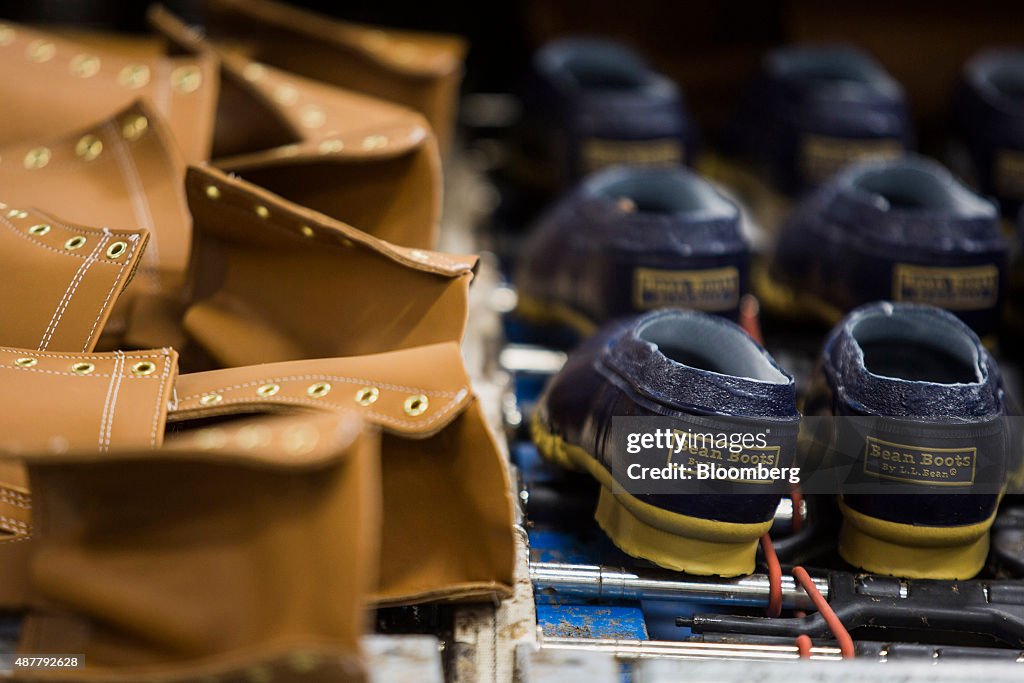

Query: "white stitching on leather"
left=97, top=351, right=125, bottom=452
left=0, top=491, right=30, bottom=510
left=0, top=213, right=122, bottom=261
left=202, top=184, right=468, bottom=275
left=0, top=349, right=165, bottom=360
left=80, top=235, right=141, bottom=351
left=178, top=374, right=460, bottom=400
left=0, top=365, right=159, bottom=378
left=107, top=120, right=161, bottom=286
left=155, top=60, right=172, bottom=116
left=0, top=535, right=31, bottom=545
left=38, top=232, right=110, bottom=351
left=149, top=349, right=172, bottom=447
left=0, top=515, right=29, bottom=534
left=145, top=100, right=193, bottom=269
left=0, top=486, right=30, bottom=503
left=175, top=390, right=469, bottom=431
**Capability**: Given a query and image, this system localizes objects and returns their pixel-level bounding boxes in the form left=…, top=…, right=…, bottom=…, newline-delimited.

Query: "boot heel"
left=594, top=486, right=766, bottom=577
left=838, top=501, right=994, bottom=580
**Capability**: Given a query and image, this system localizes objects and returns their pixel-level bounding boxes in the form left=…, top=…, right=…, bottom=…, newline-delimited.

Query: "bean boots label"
left=666, top=429, right=783, bottom=485
left=995, top=149, right=1024, bottom=200
left=633, top=266, right=740, bottom=311
left=582, top=138, right=683, bottom=173
left=892, top=263, right=999, bottom=310
left=800, top=134, right=903, bottom=185
left=863, top=436, right=977, bottom=486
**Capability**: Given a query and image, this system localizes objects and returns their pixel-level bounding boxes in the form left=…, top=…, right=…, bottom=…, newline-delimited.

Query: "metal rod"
left=539, top=636, right=844, bottom=661
left=531, top=562, right=828, bottom=610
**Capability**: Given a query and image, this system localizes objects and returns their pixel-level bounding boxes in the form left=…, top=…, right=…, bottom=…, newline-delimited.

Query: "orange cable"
left=740, top=294, right=764, bottom=344
left=793, top=566, right=855, bottom=659
left=790, top=488, right=804, bottom=533
left=795, top=634, right=813, bottom=659
left=759, top=534, right=783, bottom=618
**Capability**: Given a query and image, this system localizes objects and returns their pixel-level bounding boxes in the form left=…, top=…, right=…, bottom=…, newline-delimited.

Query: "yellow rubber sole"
left=751, top=259, right=845, bottom=327
left=532, top=416, right=771, bottom=576
left=515, top=294, right=598, bottom=338
left=838, top=499, right=995, bottom=579
left=697, top=153, right=793, bottom=234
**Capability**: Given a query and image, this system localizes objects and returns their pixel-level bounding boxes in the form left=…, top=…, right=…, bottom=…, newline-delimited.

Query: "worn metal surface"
left=540, top=637, right=844, bottom=662
left=514, top=642, right=619, bottom=683
left=634, top=659, right=1024, bottom=682
left=364, top=635, right=445, bottom=683
left=532, top=562, right=826, bottom=609
left=452, top=525, right=538, bottom=683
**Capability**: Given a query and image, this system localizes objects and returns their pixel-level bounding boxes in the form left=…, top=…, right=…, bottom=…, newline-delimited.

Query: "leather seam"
left=0, top=534, right=30, bottom=545
left=144, top=98, right=195, bottom=263
left=37, top=232, right=111, bottom=351
left=176, top=391, right=467, bottom=430
left=79, top=235, right=142, bottom=351
left=0, top=213, right=126, bottom=262
left=0, top=486, right=30, bottom=501
left=0, top=350, right=165, bottom=360
left=0, top=514, right=29, bottom=534
left=178, top=375, right=461, bottom=399
left=0, top=366, right=161, bottom=379
left=196, top=182, right=466, bottom=275
left=149, top=349, right=173, bottom=447
left=0, top=492, right=30, bottom=510
left=97, top=351, right=126, bottom=453
left=107, top=120, right=161, bottom=286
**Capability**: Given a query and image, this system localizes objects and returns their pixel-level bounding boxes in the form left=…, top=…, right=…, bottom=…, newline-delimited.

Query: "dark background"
left=4, top=0, right=1023, bottom=153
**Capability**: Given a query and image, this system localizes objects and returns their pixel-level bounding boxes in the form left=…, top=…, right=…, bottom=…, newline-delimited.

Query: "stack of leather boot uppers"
left=0, top=3, right=515, bottom=681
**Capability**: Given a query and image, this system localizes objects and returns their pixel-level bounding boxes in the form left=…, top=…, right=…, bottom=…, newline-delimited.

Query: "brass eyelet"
left=318, top=139, right=344, bottom=154
left=7, top=209, right=26, bottom=219
left=75, top=134, right=103, bottom=161
left=69, top=53, right=100, bottom=78
left=256, top=383, right=280, bottom=397
left=195, top=428, right=226, bottom=450
left=131, top=361, right=155, bottom=376
left=243, top=62, right=266, bottom=81
left=14, top=357, right=37, bottom=368
left=122, top=115, right=149, bottom=141
left=300, top=225, right=315, bottom=238
left=300, top=105, right=325, bottom=129
left=26, top=40, right=55, bottom=63
left=237, top=425, right=272, bottom=450
left=199, top=393, right=223, bottom=406
left=23, top=147, right=50, bottom=170
left=362, top=135, right=388, bottom=150
left=403, top=394, right=429, bottom=416
left=27, top=224, right=50, bottom=236
left=354, top=386, right=379, bottom=406
left=205, top=185, right=220, bottom=199
left=171, top=65, right=202, bottom=93
left=71, top=362, right=95, bottom=375
left=105, top=241, right=128, bottom=259
left=274, top=84, right=298, bottom=105
left=307, top=382, right=331, bottom=398
left=117, top=64, right=150, bottom=89
left=282, top=426, right=319, bottom=454
left=254, top=205, right=270, bottom=219
left=64, top=236, right=87, bottom=251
